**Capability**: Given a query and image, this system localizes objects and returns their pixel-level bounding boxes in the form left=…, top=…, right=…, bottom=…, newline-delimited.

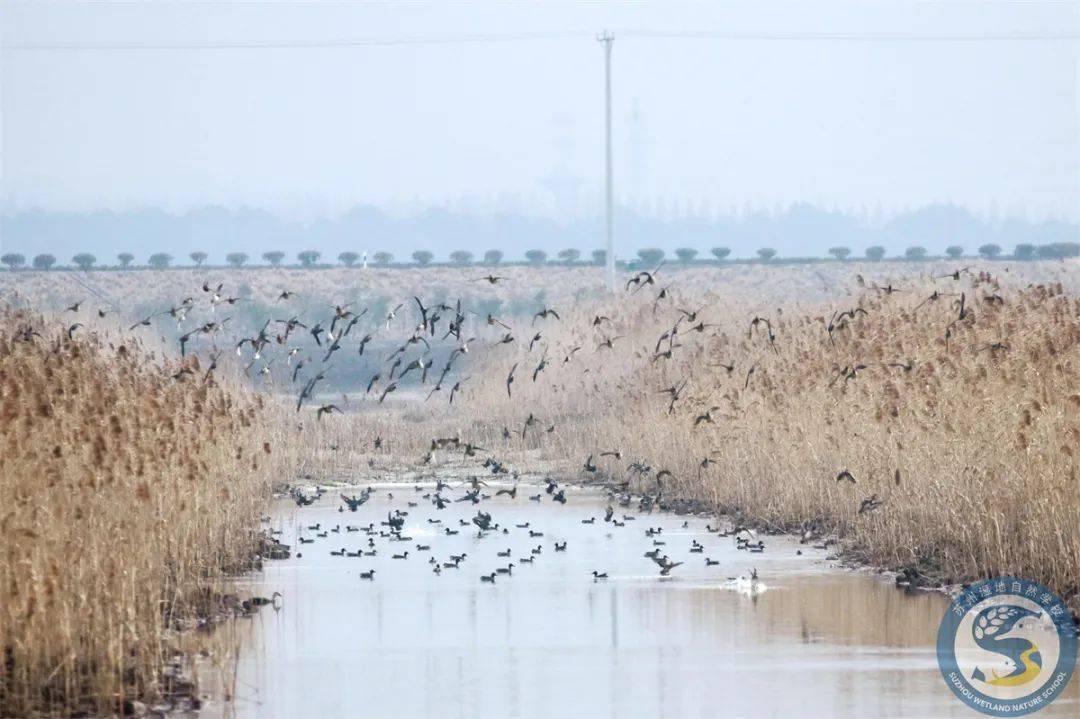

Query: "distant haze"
left=2, top=1, right=1078, bottom=257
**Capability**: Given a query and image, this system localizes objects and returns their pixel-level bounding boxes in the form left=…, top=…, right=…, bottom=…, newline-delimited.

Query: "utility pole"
left=598, top=31, right=615, bottom=293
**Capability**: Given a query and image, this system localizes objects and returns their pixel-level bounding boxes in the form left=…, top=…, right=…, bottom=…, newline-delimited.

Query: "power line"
left=2, top=31, right=590, bottom=51
left=622, top=30, right=1080, bottom=42
left=5, top=30, right=1078, bottom=51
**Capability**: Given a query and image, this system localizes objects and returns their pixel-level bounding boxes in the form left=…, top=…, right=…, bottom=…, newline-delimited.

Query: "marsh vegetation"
left=1, top=258, right=1077, bottom=715
left=0, top=310, right=283, bottom=715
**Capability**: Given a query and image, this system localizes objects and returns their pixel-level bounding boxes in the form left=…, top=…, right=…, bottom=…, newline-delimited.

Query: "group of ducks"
left=268, top=474, right=767, bottom=591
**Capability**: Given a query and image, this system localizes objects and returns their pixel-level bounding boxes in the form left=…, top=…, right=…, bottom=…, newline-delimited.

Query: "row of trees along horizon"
left=2, top=242, right=1078, bottom=271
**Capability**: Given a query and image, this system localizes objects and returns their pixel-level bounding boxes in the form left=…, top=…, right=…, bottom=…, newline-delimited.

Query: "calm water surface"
left=205, top=484, right=1079, bottom=719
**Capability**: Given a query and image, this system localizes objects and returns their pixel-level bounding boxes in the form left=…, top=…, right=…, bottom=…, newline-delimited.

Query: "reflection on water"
left=207, top=486, right=1079, bottom=718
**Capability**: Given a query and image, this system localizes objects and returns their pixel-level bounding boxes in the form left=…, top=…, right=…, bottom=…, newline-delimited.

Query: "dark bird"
left=533, top=308, right=560, bottom=324
left=378, top=382, right=398, bottom=404
left=625, top=264, right=662, bottom=293
left=357, top=333, right=374, bottom=356
left=836, top=470, right=856, bottom=484
left=449, top=378, right=467, bottom=405
left=474, top=275, right=505, bottom=284
left=858, top=494, right=884, bottom=514
left=829, top=364, right=867, bottom=388
left=651, top=554, right=683, bottom=576
left=532, top=355, right=549, bottom=381
left=596, top=335, right=622, bottom=351
left=748, top=316, right=778, bottom=352
left=316, top=404, right=342, bottom=421
left=129, top=315, right=155, bottom=331
left=583, top=455, right=597, bottom=473
left=506, top=363, right=518, bottom=398
left=413, top=296, right=430, bottom=331
left=956, top=292, right=968, bottom=321
left=913, top=290, right=959, bottom=312
left=694, top=407, right=720, bottom=427
left=935, top=267, right=970, bottom=281
left=678, top=305, right=705, bottom=322
left=522, top=413, right=539, bottom=439
left=486, top=314, right=512, bottom=330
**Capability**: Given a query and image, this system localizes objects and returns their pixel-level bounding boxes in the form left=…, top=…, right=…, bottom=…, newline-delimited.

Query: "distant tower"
left=540, top=114, right=585, bottom=217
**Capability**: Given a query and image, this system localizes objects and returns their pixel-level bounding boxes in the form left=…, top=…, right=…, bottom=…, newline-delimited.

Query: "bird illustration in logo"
left=970, top=605, right=1044, bottom=687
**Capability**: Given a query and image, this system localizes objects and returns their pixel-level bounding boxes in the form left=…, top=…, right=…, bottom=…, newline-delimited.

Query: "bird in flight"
left=506, top=363, right=518, bottom=398
left=626, top=264, right=662, bottom=293
left=316, top=404, right=342, bottom=421
left=650, top=554, right=683, bottom=576
left=449, top=378, right=467, bottom=405
left=694, top=407, right=721, bottom=427
left=533, top=308, right=560, bottom=324
left=858, top=494, right=884, bottom=514
left=532, top=355, right=549, bottom=381
left=378, top=382, right=398, bottom=404
left=836, top=470, right=856, bottom=484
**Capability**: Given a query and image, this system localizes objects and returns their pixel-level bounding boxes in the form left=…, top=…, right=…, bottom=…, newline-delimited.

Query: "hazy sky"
left=2, top=1, right=1078, bottom=220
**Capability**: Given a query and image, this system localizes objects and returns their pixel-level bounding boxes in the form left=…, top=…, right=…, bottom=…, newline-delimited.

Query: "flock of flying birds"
left=51, top=262, right=990, bottom=539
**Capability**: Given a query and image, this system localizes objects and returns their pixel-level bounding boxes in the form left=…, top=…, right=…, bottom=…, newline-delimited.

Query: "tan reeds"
left=0, top=309, right=279, bottom=716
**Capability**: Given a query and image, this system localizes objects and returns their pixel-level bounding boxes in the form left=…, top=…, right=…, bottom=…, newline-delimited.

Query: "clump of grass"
left=0, top=309, right=278, bottom=716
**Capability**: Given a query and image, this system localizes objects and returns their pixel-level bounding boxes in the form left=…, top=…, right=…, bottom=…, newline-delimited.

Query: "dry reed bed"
left=302, top=271, right=1080, bottom=612
left=0, top=310, right=278, bottom=716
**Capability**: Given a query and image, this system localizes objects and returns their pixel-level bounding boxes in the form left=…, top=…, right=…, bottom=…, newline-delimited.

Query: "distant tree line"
left=2, top=242, right=1077, bottom=271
